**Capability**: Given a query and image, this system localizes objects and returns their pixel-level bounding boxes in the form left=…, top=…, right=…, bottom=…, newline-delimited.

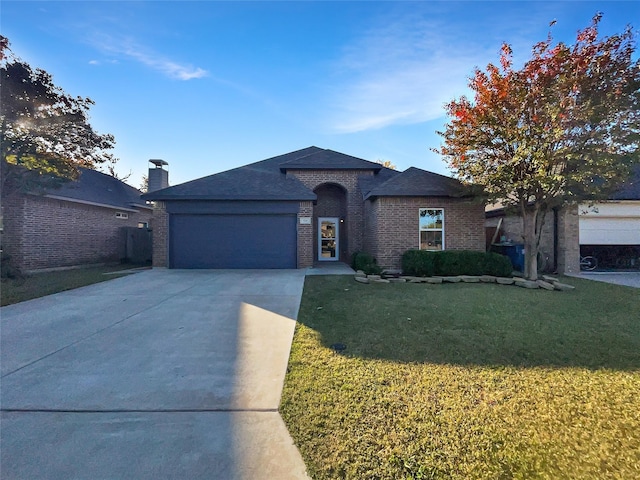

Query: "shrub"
left=482, top=252, right=514, bottom=277
left=351, top=251, right=383, bottom=275
left=401, top=250, right=436, bottom=277
left=401, top=250, right=512, bottom=277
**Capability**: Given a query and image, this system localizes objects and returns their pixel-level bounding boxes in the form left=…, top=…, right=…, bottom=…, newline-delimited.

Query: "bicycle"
left=580, top=255, right=598, bottom=271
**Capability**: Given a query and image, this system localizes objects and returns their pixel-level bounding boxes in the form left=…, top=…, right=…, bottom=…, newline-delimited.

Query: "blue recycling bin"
left=492, top=243, right=525, bottom=272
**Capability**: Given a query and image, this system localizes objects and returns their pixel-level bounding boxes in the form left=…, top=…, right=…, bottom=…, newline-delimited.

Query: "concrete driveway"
left=1, top=269, right=309, bottom=479
left=570, top=271, right=640, bottom=288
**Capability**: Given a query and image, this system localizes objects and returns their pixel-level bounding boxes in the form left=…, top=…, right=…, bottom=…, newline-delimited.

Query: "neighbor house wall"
left=485, top=205, right=579, bottom=274
left=4, top=194, right=151, bottom=272
left=370, top=196, right=486, bottom=269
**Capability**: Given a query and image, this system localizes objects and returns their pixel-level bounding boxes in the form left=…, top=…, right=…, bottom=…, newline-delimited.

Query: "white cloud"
left=120, top=45, right=208, bottom=80
left=88, top=59, right=100, bottom=65
left=91, top=34, right=207, bottom=81
left=326, top=15, right=492, bottom=133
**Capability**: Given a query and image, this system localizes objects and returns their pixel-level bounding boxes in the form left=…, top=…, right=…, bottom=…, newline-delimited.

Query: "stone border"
left=354, top=271, right=575, bottom=291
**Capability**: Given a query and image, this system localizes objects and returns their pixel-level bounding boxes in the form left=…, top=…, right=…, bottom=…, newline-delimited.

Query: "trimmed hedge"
left=401, top=250, right=513, bottom=277
left=351, top=251, right=383, bottom=275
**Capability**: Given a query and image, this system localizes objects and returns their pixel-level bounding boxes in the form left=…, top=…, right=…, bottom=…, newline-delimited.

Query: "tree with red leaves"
left=436, top=14, right=640, bottom=280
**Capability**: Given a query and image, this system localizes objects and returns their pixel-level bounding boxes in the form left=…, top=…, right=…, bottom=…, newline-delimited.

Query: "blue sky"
left=2, top=1, right=638, bottom=188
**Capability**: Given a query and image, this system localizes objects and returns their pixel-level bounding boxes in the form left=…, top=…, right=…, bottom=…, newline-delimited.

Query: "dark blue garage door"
left=169, top=214, right=297, bottom=269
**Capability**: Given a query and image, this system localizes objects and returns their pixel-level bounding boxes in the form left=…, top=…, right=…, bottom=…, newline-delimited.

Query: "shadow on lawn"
left=298, top=277, right=640, bottom=371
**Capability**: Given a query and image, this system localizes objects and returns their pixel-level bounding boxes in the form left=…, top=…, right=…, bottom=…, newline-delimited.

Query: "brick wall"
left=369, top=196, right=485, bottom=269
left=287, top=170, right=373, bottom=261
left=297, top=201, right=313, bottom=268
left=557, top=205, right=580, bottom=274
left=1, top=194, right=26, bottom=272
left=151, top=201, right=169, bottom=267
left=3, top=194, right=152, bottom=271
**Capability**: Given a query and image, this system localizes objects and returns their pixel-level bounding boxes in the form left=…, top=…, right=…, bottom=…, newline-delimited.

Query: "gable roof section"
left=42, top=168, right=149, bottom=211
left=278, top=148, right=382, bottom=172
left=142, top=164, right=316, bottom=201
left=364, top=167, right=469, bottom=200
left=358, top=167, right=400, bottom=198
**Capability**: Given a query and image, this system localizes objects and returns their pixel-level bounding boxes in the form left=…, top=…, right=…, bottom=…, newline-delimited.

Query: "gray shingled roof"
left=44, top=168, right=149, bottom=210
left=142, top=165, right=316, bottom=201
left=364, top=167, right=469, bottom=199
left=143, top=147, right=468, bottom=202
left=610, top=165, right=640, bottom=200
left=358, top=167, right=400, bottom=198
left=278, top=148, right=382, bottom=172
left=143, top=146, right=384, bottom=201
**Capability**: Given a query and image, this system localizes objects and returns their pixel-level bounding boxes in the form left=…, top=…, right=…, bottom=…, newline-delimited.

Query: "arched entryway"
left=314, top=183, right=348, bottom=262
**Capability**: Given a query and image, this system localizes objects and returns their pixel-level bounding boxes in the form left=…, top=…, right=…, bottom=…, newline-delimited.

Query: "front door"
left=318, top=217, right=339, bottom=261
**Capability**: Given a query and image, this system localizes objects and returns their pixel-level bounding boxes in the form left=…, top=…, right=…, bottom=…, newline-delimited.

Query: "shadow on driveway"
left=1, top=269, right=309, bottom=479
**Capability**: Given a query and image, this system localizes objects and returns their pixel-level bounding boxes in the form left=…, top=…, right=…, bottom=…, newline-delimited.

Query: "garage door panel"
left=170, top=214, right=296, bottom=269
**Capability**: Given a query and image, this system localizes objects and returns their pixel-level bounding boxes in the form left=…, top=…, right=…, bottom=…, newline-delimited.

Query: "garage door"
left=169, top=214, right=297, bottom=269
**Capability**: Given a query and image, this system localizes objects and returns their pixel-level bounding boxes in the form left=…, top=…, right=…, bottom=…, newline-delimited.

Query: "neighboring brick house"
left=485, top=167, right=640, bottom=274
left=143, top=147, right=485, bottom=270
left=1, top=168, right=152, bottom=272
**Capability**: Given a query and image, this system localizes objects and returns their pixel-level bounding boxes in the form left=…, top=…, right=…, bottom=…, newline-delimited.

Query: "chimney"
left=148, top=159, right=169, bottom=192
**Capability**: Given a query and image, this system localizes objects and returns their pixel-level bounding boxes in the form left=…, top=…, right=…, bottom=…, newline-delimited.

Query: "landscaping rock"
left=372, top=278, right=391, bottom=284
left=424, top=277, right=443, bottom=284
left=354, top=276, right=370, bottom=284
left=515, top=279, right=539, bottom=289
left=441, top=276, right=462, bottom=283
left=381, top=269, right=402, bottom=278
left=496, top=277, right=515, bottom=285
left=536, top=280, right=556, bottom=291
left=460, top=275, right=481, bottom=283
left=356, top=270, right=365, bottom=275
left=354, top=271, right=367, bottom=278
left=542, top=275, right=559, bottom=283
left=388, top=278, right=406, bottom=283
left=480, top=275, right=497, bottom=283
left=366, top=274, right=381, bottom=280
left=553, top=281, right=576, bottom=291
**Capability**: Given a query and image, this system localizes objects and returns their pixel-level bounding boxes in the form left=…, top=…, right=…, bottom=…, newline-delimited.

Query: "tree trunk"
left=521, top=203, right=550, bottom=280
left=522, top=210, right=539, bottom=280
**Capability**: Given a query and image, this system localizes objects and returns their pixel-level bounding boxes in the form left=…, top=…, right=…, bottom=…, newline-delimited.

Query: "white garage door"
left=579, top=202, right=640, bottom=245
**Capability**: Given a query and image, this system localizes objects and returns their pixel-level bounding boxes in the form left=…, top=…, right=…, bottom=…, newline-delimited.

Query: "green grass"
left=1, top=264, right=138, bottom=306
left=280, top=276, right=640, bottom=479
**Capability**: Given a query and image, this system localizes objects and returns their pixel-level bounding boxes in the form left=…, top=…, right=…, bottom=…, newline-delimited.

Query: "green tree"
left=0, top=35, right=117, bottom=197
left=436, top=15, right=640, bottom=279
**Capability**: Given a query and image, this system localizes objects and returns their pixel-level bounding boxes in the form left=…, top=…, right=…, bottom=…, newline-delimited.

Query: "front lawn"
left=281, top=276, right=640, bottom=479
left=1, top=264, right=138, bottom=306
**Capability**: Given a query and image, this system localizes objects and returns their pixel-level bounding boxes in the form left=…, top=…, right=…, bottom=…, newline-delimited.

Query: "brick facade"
left=556, top=205, right=580, bottom=274
left=145, top=168, right=486, bottom=271
left=287, top=170, right=373, bottom=263
left=2, top=193, right=152, bottom=272
left=151, top=201, right=169, bottom=268
left=297, top=201, right=314, bottom=268
left=368, top=196, right=486, bottom=269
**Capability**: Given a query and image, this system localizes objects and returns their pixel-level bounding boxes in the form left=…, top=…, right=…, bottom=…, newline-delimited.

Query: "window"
left=137, top=222, right=148, bottom=228
left=419, top=208, right=444, bottom=250
left=115, top=212, right=129, bottom=219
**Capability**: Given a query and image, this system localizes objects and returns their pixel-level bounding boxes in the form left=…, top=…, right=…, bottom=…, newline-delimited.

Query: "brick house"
left=1, top=168, right=152, bottom=272
left=143, top=147, right=486, bottom=270
left=485, top=167, right=640, bottom=274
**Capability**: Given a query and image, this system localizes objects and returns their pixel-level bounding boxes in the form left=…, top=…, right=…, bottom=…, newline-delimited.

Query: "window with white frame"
left=419, top=208, right=444, bottom=250
left=115, top=212, right=129, bottom=219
